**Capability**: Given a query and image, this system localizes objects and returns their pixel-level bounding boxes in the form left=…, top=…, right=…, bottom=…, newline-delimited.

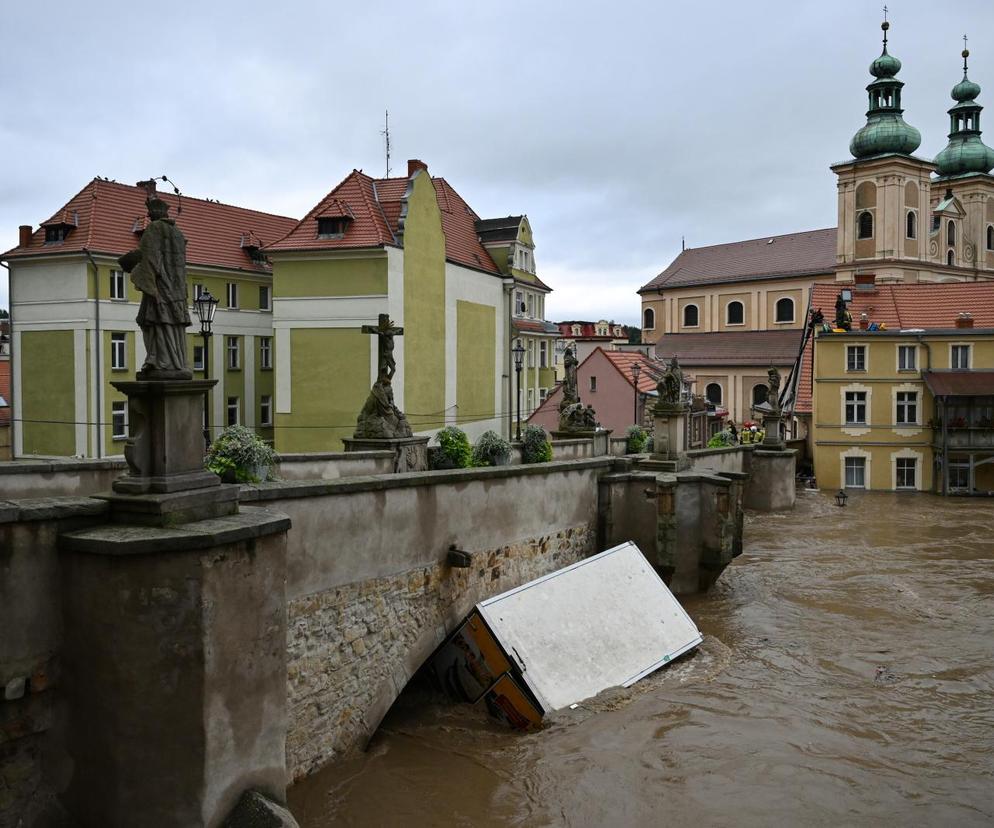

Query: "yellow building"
left=809, top=282, right=994, bottom=494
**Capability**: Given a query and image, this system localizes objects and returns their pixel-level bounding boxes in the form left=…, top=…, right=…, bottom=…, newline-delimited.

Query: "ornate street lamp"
left=835, top=489, right=849, bottom=507
left=631, top=362, right=642, bottom=426
left=193, top=289, right=219, bottom=448
left=512, top=341, right=526, bottom=442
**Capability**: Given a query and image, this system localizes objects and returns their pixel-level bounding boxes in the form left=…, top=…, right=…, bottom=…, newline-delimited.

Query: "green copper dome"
left=849, top=21, right=922, bottom=159
left=934, top=48, right=994, bottom=177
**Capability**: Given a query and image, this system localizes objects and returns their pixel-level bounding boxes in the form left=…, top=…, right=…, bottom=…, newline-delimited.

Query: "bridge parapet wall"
left=240, top=458, right=612, bottom=779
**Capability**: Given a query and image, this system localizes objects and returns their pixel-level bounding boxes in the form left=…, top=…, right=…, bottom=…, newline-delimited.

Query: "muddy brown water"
left=289, top=491, right=994, bottom=827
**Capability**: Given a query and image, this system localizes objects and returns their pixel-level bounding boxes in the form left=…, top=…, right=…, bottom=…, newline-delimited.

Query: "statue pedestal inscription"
left=342, top=435, right=429, bottom=473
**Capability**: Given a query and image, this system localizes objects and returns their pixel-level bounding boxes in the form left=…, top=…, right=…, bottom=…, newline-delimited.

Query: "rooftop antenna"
left=681, top=235, right=685, bottom=251
left=381, top=110, right=392, bottom=178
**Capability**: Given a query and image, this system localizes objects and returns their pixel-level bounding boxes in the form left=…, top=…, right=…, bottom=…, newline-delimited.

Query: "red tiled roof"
left=810, top=282, right=994, bottom=330
left=600, top=349, right=665, bottom=393
left=795, top=333, right=814, bottom=414
left=3, top=179, right=297, bottom=274
left=513, top=319, right=557, bottom=335
left=266, top=170, right=396, bottom=253
left=653, top=330, right=805, bottom=367
left=557, top=321, right=630, bottom=339
left=0, top=357, right=10, bottom=425
left=265, top=168, right=502, bottom=275
left=924, top=370, right=994, bottom=397
left=640, top=228, right=837, bottom=293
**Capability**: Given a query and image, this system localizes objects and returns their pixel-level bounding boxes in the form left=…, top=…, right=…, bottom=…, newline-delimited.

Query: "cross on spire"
left=963, top=34, right=970, bottom=76
left=881, top=6, right=889, bottom=49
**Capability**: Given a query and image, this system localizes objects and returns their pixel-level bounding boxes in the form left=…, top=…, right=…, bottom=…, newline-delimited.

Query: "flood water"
left=289, top=492, right=994, bottom=827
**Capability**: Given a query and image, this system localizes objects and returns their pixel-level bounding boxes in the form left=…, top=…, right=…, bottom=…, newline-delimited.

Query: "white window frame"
left=705, top=382, right=723, bottom=405
left=725, top=300, right=745, bottom=326
left=226, top=282, right=238, bottom=309
left=846, top=344, right=867, bottom=372
left=895, top=457, right=917, bottom=490
left=844, top=455, right=867, bottom=488
left=226, top=396, right=240, bottom=426
left=906, top=210, right=917, bottom=240
left=539, top=340, right=548, bottom=368
left=193, top=283, right=206, bottom=300
left=193, top=344, right=205, bottom=371
left=526, top=340, right=534, bottom=368
left=110, top=269, right=126, bottom=300
left=259, top=336, right=272, bottom=370
left=950, top=343, right=971, bottom=369
left=227, top=336, right=240, bottom=370
left=683, top=303, right=700, bottom=328
left=895, top=391, right=918, bottom=425
left=774, top=297, right=795, bottom=324
left=515, top=291, right=525, bottom=317
left=110, top=332, right=127, bottom=371
left=259, top=395, right=273, bottom=426
left=897, top=344, right=917, bottom=372
left=259, top=285, right=271, bottom=311
left=111, top=400, right=128, bottom=440
left=844, top=390, right=867, bottom=425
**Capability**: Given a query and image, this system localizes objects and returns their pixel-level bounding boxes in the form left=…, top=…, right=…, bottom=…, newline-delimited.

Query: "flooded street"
left=289, top=492, right=994, bottom=827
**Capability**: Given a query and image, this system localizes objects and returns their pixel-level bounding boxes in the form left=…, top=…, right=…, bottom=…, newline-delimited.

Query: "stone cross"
left=362, top=313, right=403, bottom=381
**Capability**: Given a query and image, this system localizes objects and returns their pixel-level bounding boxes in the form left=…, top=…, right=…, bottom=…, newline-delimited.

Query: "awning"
left=924, top=370, right=994, bottom=397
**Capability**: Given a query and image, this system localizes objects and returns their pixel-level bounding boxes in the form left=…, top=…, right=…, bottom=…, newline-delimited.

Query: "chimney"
left=136, top=179, right=157, bottom=197
left=956, top=312, right=974, bottom=329
left=407, top=159, right=428, bottom=177
left=18, top=225, right=31, bottom=247
left=859, top=312, right=869, bottom=330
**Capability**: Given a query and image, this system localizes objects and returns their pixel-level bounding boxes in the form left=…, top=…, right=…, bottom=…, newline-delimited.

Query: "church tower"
left=832, top=17, right=935, bottom=283
left=930, top=42, right=994, bottom=277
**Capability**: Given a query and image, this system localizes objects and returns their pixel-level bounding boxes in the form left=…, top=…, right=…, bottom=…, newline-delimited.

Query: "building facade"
left=2, top=178, right=295, bottom=458
left=809, top=282, right=994, bottom=494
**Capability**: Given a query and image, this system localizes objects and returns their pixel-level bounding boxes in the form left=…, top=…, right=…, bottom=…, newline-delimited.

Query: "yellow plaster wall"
left=456, top=301, right=496, bottom=425
left=273, top=257, right=388, bottom=298
left=21, top=330, right=75, bottom=456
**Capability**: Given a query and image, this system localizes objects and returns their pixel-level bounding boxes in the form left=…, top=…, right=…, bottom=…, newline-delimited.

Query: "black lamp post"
left=512, top=341, right=525, bottom=442
left=193, top=289, right=219, bottom=448
left=631, top=362, right=641, bottom=426
left=835, top=489, right=848, bottom=507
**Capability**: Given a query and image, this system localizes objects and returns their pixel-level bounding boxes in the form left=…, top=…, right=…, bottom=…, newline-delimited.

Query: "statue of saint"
left=834, top=293, right=852, bottom=331
left=767, top=367, right=781, bottom=411
left=355, top=377, right=413, bottom=439
left=118, top=196, right=192, bottom=378
left=657, top=356, right=683, bottom=404
left=561, top=346, right=579, bottom=408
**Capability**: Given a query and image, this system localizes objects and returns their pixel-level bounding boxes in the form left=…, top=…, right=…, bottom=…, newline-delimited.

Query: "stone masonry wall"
left=286, top=524, right=594, bottom=780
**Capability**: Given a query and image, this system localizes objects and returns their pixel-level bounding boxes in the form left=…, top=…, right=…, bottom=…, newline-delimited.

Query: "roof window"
left=317, top=217, right=350, bottom=239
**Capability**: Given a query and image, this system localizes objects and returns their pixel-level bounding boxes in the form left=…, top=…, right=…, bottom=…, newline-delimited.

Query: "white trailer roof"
left=477, top=542, right=702, bottom=713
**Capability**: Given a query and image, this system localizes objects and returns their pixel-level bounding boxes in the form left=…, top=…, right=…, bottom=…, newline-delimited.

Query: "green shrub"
left=522, top=424, right=553, bottom=463
left=472, top=430, right=512, bottom=467
left=645, top=435, right=654, bottom=453
left=706, top=429, right=737, bottom=449
left=206, top=425, right=277, bottom=483
left=626, top=425, right=649, bottom=453
left=432, top=426, right=472, bottom=469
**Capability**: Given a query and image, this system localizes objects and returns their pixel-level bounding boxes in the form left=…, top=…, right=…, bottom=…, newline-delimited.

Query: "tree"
left=627, top=326, right=641, bottom=345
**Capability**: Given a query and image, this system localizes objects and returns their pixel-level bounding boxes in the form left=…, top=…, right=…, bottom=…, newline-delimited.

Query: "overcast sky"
left=2, top=0, right=992, bottom=323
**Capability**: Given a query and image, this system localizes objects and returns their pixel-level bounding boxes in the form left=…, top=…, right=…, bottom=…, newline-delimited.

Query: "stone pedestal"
left=342, top=435, right=430, bottom=472
left=107, top=379, right=236, bottom=526
left=651, top=403, right=689, bottom=461
left=58, top=507, right=293, bottom=827
left=761, top=409, right=786, bottom=450
left=745, top=448, right=797, bottom=511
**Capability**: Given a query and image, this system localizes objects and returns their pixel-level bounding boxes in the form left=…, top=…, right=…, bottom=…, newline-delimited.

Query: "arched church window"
left=643, top=307, right=655, bottom=329
left=752, top=384, right=768, bottom=406
left=987, top=225, right=994, bottom=251
left=705, top=383, right=722, bottom=405
left=947, top=249, right=955, bottom=267
left=857, top=211, right=873, bottom=240
left=947, top=220, right=956, bottom=247
left=775, top=297, right=794, bottom=323
left=906, top=211, right=916, bottom=239
left=683, top=304, right=699, bottom=327
left=726, top=301, right=744, bottom=325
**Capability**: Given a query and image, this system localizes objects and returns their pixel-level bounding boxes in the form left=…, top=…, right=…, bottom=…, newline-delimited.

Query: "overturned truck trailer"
left=430, top=541, right=703, bottom=727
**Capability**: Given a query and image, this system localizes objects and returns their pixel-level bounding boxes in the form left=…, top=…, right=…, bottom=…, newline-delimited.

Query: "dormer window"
left=42, top=209, right=78, bottom=244
left=317, top=217, right=350, bottom=239
left=45, top=225, right=67, bottom=243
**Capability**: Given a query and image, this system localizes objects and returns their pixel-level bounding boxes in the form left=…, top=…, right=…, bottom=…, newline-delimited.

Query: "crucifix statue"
left=362, top=313, right=403, bottom=381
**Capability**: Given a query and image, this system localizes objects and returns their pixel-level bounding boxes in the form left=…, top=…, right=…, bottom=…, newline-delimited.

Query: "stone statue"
left=355, top=378, right=413, bottom=439
left=560, top=346, right=579, bottom=409
left=656, top=356, right=683, bottom=405
left=767, top=367, right=781, bottom=411
left=834, top=293, right=852, bottom=331
left=118, top=195, right=192, bottom=378
left=354, top=314, right=413, bottom=439
left=582, top=404, right=598, bottom=429
left=362, top=314, right=403, bottom=382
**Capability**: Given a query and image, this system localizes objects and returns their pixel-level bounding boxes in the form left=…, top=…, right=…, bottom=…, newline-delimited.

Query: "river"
left=288, top=491, right=994, bottom=826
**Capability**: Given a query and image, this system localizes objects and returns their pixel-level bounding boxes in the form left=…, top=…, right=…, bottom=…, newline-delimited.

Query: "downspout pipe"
left=1, top=261, right=11, bottom=457
left=917, top=333, right=934, bottom=491
left=84, top=249, right=102, bottom=458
